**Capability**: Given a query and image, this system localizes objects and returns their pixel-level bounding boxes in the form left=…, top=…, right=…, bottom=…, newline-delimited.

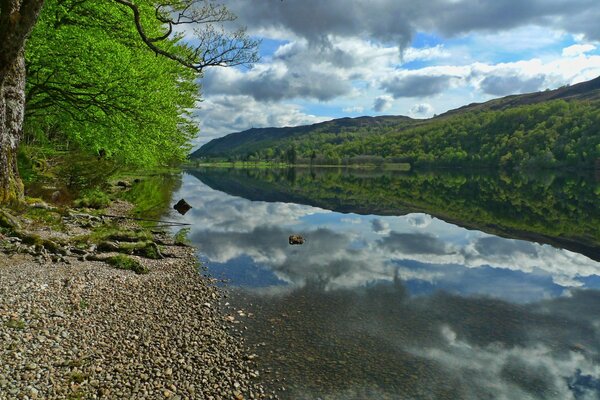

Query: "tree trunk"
left=0, top=50, right=26, bottom=203
left=0, top=0, right=45, bottom=204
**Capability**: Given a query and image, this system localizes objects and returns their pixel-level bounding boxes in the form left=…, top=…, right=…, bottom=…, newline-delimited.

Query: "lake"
left=169, top=167, right=600, bottom=399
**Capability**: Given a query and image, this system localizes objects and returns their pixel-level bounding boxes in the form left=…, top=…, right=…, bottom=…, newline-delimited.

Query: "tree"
left=0, top=0, right=45, bottom=203
left=24, top=0, right=199, bottom=165
left=0, top=0, right=258, bottom=203
left=286, top=145, right=297, bottom=164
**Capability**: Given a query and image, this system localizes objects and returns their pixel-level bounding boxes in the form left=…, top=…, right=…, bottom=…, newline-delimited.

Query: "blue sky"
left=191, top=0, right=600, bottom=147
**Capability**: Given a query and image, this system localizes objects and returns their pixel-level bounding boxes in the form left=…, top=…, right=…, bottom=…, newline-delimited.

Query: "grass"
left=105, top=255, right=148, bottom=274
left=23, top=207, right=66, bottom=231
left=73, top=189, right=111, bottom=209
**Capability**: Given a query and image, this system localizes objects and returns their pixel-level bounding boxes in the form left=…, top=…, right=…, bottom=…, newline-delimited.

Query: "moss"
left=5, top=318, right=26, bottom=330
left=69, top=371, right=87, bottom=384
left=0, top=209, right=20, bottom=231
left=137, top=243, right=161, bottom=259
left=23, top=207, right=65, bottom=231
left=105, top=255, right=148, bottom=274
left=87, top=224, right=151, bottom=244
left=24, top=196, right=45, bottom=205
left=20, top=233, right=44, bottom=246
left=106, top=229, right=152, bottom=242
left=173, top=227, right=191, bottom=246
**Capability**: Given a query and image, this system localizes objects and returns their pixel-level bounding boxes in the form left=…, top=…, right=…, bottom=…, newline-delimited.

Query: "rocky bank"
left=0, top=201, right=270, bottom=400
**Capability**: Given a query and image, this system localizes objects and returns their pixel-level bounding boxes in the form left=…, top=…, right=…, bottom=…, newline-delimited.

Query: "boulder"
left=173, top=199, right=192, bottom=215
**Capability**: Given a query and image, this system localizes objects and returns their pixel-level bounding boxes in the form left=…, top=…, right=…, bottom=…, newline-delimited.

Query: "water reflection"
left=169, top=169, right=600, bottom=399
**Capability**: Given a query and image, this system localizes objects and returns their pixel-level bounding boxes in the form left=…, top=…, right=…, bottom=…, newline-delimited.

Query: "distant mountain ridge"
left=439, top=75, right=600, bottom=117
left=192, top=76, right=600, bottom=169
left=192, top=115, right=416, bottom=158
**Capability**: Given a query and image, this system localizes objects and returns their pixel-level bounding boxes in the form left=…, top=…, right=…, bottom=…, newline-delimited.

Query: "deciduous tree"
left=0, top=0, right=258, bottom=203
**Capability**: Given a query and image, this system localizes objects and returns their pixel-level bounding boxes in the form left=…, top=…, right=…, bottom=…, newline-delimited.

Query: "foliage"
left=195, top=100, right=600, bottom=169
left=23, top=0, right=200, bottom=167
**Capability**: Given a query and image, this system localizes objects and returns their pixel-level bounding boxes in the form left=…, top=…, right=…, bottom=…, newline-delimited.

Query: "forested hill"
left=193, top=115, right=416, bottom=159
left=192, top=76, right=600, bottom=169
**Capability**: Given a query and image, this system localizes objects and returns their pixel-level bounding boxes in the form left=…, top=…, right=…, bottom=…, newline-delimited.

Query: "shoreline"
left=0, top=201, right=271, bottom=399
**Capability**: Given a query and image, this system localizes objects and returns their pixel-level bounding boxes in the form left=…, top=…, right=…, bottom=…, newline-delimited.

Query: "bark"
left=0, top=50, right=26, bottom=203
left=0, top=0, right=45, bottom=203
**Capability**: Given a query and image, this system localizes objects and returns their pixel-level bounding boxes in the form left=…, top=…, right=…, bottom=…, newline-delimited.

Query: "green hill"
left=192, top=77, right=600, bottom=169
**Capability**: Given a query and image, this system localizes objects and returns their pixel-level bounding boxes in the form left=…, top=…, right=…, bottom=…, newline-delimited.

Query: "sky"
left=191, top=0, right=600, bottom=147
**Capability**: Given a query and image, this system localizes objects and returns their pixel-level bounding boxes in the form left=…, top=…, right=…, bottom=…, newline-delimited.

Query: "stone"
left=288, top=234, right=305, bottom=245
left=173, top=199, right=192, bottom=215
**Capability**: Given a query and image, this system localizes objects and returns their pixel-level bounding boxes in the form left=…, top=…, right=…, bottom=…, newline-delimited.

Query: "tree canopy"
left=0, top=0, right=258, bottom=203
left=24, top=0, right=201, bottom=165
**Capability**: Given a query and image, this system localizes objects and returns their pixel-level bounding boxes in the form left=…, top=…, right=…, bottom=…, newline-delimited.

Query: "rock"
left=288, top=234, right=305, bottom=245
left=173, top=199, right=192, bottom=215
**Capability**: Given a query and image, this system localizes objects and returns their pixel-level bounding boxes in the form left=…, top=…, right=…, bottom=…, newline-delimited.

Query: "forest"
left=195, top=98, right=600, bottom=170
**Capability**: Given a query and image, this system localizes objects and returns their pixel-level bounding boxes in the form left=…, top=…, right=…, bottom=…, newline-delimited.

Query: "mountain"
left=439, top=75, right=600, bottom=117
left=192, top=115, right=416, bottom=159
left=191, top=77, right=600, bottom=169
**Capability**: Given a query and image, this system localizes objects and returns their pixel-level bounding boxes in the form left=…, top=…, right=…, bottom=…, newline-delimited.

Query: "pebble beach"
left=0, top=202, right=270, bottom=400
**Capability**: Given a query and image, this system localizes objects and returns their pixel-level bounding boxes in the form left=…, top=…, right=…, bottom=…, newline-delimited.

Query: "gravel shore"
left=0, top=204, right=270, bottom=399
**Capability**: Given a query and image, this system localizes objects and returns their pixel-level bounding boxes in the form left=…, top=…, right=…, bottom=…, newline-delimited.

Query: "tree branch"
left=111, top=0, right=258, bottom=72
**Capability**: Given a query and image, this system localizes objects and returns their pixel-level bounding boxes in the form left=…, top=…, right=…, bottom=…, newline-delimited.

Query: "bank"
left=0, top=196, right=272, bottom=399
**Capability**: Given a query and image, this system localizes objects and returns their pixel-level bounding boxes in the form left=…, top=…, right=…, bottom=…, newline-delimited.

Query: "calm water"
left=169, top=167, right=600, bottom=400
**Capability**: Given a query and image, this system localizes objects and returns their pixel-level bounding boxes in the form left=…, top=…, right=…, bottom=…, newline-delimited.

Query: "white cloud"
left=409, top=103, right=434, bottom=116
left=191, top=95, right=330, bottom=146
left=373, top=95, right=393, bottom=112
left=403, top=45, right=451, bottom=62
left=562, top=43, right=597, bottom=57
left=342, top=106, right=365, bottom=114
left=371, top=218, right=391, bottom=235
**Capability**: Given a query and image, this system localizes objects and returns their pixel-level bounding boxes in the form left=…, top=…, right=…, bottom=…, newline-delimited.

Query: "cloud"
left=378, top=232, right=453, bottom=255
left=409, top=103, right=434, bottom=116
left=381, top=74, right=456, bottom=98
left=562, top=43, right=597, bottom=57
left=191, top=95, right=330, bottom=145
left=373, top=95, right=393, bottom=112
left=403, top=45, right=450, bottom=62
left=226, top=0, right=600, bottom=47
left=371, top=218, right=390, bottom=234
left=479, top=73, right=546, bottom=95
left=202, top=62, right=352, bottom=102
left=342, top=106, right=365, bottom=114
left=406, top=214, right=432, bottom=228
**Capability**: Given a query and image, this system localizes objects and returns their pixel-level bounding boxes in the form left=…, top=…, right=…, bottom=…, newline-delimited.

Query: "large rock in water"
left=288, top=235, right=305, bottom=245
left=173, top=199, right=192, bottom=215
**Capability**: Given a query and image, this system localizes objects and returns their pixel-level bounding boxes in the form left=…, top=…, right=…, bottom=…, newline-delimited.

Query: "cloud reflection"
left=174, top=173, right=600, bottom=299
